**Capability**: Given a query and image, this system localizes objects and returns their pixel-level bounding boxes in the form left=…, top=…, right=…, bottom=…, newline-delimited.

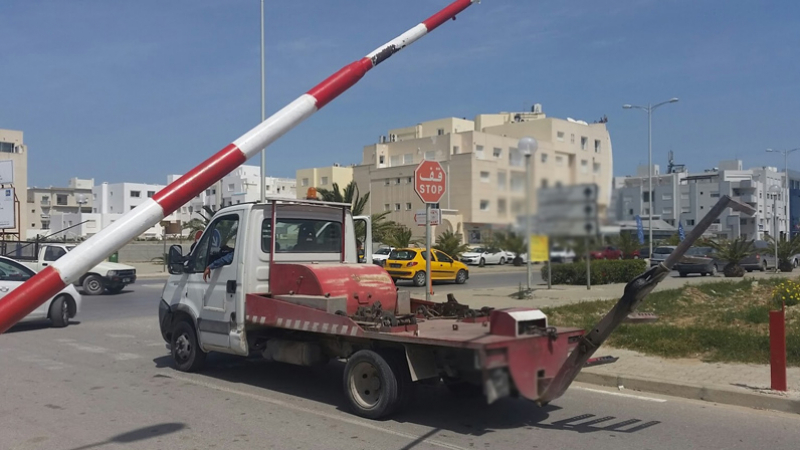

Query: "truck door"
left=185, top=213, right=241, bottom=351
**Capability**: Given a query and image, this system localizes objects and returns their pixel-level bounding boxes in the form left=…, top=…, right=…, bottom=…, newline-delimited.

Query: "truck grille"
left=117, top=270, right=136, bottom=277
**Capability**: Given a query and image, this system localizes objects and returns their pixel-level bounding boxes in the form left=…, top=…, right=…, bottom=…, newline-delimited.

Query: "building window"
left=480, top=171, right=490, bottom=182
left=710, top=192, right=720, bottom=198
left=403, top=153, right=413, bottom=164
left=581, top=137, right=588, bottom=150
left=395, top=178, right=401, bottom=185
left=394, top=203, right=401, bottom=211
left=384, top=204, right=390, bottom=211
left=541, top=179, right=548, bottom=188
left=510, top=173, right=525, bottom=192
left=31, top=209, right=35, bottom=213
left=594, top=139, right=601, bottom=153
left=320, top=177, right=329, bottom=185
left=384, top=179, right=390, bottom=186
left=557, top=131, right=565, bottom=141
left=424, top=150, right=436, bottom=161
left=664, top=207, right=673, bottom=214
left=475, top=145, right=485, bottom=160
left=407, top=177, right=413, bottom=183
left=453, top=146, right=460, bottom=154
left=405, top=203, right=412, bottom=211
left=629, top=208, right=634, bottom=215
left=480, top=200, right=490, bottom=211
left=0, top=142, right=16, bottom=153
left=41, top=196, right=50, bottom=205
left=593, top=162, right=601, bottom=174
left=570, top=133, right=575, bottom=144
left=301, top=178, right=309, bottom=187
left=498, top=198, right=507, bottom=215
left=687, top=219, right=696, bottom=226
left=509, top=148, right=523, bottom=167
left=130, top=190, right=141, bottom=198
left=379, top=155, right=385, bottom=165
left=580, top=160, right=588, bottom=174
left=437, top=128, right=445, bottom=136
left=147, top=190, right=155, bottom=197
left=227, top=184, right=235, bottom=192
left=493, top=147, right=502, bottom=158
left=497, top=171, right=507, bottom=190
left=56, top=194, right=68, bottom=205
left=390, top=155, right=401, bottom=166
left=541, top=153, right=548, bottom=163
left=555, top=155, right=565, bottom=167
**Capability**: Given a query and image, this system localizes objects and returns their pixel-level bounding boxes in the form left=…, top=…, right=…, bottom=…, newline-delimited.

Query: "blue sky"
left=2, top=0, right=799, bottom=188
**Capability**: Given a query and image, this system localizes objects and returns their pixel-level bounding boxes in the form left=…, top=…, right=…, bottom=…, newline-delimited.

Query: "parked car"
left=590, top=246, right=623, bottom=260
left=459, top=247, right=511, bottom=266
left=371, top=247, right=394, bottom=266
left=638, top=247, right=651, bottom=260
left=650, top=246, right=677, bottom=267
left=550, top=246, right=576, bottom=263
left=674, top=246, right=719, bottom=277
left=0, top=256, right=82, bottom=328
left=740, top=240, right=776, bottom=272
left=385, top=248, right=469, bottom=286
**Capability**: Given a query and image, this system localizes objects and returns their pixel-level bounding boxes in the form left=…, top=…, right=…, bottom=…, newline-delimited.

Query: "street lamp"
left=766, top=147, right=800, bottom=238
left=260, top=0, right=267, bottom=203
left=770, top=184, right=782, bottom=271
left=622, top=97, right=679, bottom=259
left=519, top=136, right=538, bottom=290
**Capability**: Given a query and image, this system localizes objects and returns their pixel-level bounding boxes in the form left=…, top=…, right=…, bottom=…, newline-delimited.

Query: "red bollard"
left=769, top=303, right=787, bottom=391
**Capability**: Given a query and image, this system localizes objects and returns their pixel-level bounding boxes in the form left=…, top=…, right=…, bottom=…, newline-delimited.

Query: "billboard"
left=0, top=188, right=15, bottom=229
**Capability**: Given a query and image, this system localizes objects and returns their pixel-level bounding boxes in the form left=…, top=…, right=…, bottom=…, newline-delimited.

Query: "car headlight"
left=108, top=270, right=117, bottom=276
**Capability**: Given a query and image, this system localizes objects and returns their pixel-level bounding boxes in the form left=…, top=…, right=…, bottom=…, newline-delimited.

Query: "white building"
left=188, top=165, right=296, bottom=215
left=614, top=159, right=787, bottom=240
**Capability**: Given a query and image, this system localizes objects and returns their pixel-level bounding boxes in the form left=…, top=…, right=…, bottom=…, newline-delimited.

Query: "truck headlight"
left=108, top=270, right=117, bottom=276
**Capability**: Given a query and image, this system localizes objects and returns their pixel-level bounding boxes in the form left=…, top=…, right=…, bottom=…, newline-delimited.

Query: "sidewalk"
left=128, top=261, right=171, bottom=280
left=437, top=271, right=800, bottom=414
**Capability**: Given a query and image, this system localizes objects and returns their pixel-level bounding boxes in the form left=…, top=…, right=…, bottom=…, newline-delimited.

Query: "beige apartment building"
left=295, top=164, right=353, bottom=198
left=352, top=107, right=614, bottom=243
left=27, top=178, right=94, bottom=237
left=0, top=129, right=29, bottom=239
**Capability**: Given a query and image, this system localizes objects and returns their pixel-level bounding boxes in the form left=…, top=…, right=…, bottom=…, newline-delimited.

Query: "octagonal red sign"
left=414, top=160, right=446, bottom=204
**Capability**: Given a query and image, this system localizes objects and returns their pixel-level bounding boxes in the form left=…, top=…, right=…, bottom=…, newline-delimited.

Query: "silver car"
left=650, top=245, right=677, bottom=267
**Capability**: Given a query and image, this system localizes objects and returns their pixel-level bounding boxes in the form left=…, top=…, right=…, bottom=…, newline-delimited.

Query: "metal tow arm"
left=537, top=195, right=756, bottom=405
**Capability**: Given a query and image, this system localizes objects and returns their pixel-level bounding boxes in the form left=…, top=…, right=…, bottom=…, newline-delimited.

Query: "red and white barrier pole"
left=770, top=303, right=787, bottom=391
left=0, top=0, right=479, bottom=334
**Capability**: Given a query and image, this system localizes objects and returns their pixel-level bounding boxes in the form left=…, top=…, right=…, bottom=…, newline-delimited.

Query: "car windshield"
left=389, top=250, right=417, bottom=261
left=374, top=248, right=392, bottom=255
left=687, top=247, right=711, bottom=256
left=471, top=248, right=485, bottom=253
left=653, top=247, right=674, bottom=254
left=552, top=247, right=564, bottom=252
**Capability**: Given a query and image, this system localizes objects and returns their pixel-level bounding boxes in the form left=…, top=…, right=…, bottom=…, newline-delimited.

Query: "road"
left=2, top=281, right=800, bottom=449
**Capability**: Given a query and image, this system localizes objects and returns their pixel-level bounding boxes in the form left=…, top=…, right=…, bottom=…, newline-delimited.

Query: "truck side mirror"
left=168, top=245, right=184, bottom=275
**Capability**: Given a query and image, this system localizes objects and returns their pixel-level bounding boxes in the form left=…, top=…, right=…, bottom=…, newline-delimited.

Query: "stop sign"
left=414, top=160, right=446, bottom=204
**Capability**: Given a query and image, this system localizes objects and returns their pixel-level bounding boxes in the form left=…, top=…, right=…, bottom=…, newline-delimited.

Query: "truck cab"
left=17, top=243, right=137, bottom=295
left=159, top=199, right=372, bottom=359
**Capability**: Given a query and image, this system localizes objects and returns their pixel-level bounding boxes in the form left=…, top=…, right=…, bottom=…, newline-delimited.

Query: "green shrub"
left=542, top=259, right=647, bottom=285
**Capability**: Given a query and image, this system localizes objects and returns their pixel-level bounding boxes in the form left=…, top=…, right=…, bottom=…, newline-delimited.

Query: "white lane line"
left=575, top=387, right=667, bottom=403
left=165, top=373, right=467, bottom=450
left=66, top=343, right=108, bottom=354
left=114, top=353, right=141, bottom=361
left=147, top=342, right=167, bottom=347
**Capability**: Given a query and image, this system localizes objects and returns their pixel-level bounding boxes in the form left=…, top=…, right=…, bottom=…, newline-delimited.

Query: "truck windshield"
left=261, top=219, right=343, bottom=253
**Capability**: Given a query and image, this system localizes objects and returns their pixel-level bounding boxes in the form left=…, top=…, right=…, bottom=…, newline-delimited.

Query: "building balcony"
left=740, top=193, right=757, bottom=204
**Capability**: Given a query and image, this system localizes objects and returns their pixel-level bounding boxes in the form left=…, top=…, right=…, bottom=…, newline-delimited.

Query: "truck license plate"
left=123, top=278, right=131, bottom=283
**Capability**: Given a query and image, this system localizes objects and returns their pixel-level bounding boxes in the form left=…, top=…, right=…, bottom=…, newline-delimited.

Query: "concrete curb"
left=136, top=273, right=170, bottom=280
left=576, top=371, right=800, bottom=415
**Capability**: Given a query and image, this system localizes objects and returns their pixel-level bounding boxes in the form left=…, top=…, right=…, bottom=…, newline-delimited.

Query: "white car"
left=550, top=246, right=576, bottom=263
left=460, top=247, right=511, bottom=266
left=0, top=256, right=82, bottom=328
left=372, top=247, right=395, bottom=266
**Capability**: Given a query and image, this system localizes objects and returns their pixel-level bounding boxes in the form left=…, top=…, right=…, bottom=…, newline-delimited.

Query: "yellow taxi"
left=384, top=248, right=469, bottom=286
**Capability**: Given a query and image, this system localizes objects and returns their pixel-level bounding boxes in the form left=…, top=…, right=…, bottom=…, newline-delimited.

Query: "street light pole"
left=623, top=98, right=679, bottom=258
left=770, top=184, right=781, bottom=271
left=519, top=137, right=538, bottom=291
left=260, top=0, right=267, bottom=203
left=766, top=147, right=800, bottom=239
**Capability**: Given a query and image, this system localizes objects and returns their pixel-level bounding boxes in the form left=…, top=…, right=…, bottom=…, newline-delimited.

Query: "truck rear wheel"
left=82, top=275, right=105, bottom=295
left=343, top=350, right=400, bottom=419
left=171, top=321, right=206, bottom=372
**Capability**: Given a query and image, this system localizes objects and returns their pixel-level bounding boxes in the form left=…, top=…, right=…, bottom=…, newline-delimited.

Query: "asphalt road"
left=3, top=282, right=800, bottom=449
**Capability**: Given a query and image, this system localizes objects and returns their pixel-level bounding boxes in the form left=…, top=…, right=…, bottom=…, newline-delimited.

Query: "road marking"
left=575, top=387, right=667, bottom=403
left=106, top=334, right=136, bottom=339
left=165, top=373, right=467, bottom=450
left=66, top=343, right=108, bottom=354
left=114, top=353, right=141, bottom=361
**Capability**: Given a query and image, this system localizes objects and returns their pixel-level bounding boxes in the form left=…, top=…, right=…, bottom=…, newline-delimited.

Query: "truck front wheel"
left=82, top=275, right=105, bottom=295
left=171, top=321, right=206, bottom=372
left=343, top=350, right=400, bottom=419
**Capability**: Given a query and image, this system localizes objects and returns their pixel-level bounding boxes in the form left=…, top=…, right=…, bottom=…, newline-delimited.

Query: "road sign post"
left=415, top=160, right=447, bottom=302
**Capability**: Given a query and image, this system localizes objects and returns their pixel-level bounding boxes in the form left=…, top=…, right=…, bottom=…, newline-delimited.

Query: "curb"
left=576, top=371, right=800, bottom=415
left=136, top=274, right=170, bottom=280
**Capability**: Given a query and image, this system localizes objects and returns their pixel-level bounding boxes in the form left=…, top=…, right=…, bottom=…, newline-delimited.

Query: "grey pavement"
left=3, top=309, right=800, bottom=449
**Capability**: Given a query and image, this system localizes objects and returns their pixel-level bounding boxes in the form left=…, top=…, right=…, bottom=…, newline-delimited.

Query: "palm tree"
left=707, top=237, right=756, bottom=277
left=382, top=224, right=419, bottom=248
left=766, top=234, right=800, bottom=272
left=182, top=206, right=216, bottom=238
left=315, top=181, right=393, bottom=243
left=433, top=230, right=470, bottom=259
left=496, top=231, right=526, bottom=266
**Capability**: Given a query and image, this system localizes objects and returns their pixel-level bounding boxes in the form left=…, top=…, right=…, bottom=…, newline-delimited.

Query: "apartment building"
left=615, top=160, right=787, bottom=240
left=296, top=164, right=354, bottom=198
left=0, top=128, right=28, bottom=238
left=352, top=107, right=614, bottom=243
left=27, top=177, right=94, bottom=237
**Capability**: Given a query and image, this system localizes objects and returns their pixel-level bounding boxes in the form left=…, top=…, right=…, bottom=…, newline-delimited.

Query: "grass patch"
left=543, top=276, right=800, bottom=366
